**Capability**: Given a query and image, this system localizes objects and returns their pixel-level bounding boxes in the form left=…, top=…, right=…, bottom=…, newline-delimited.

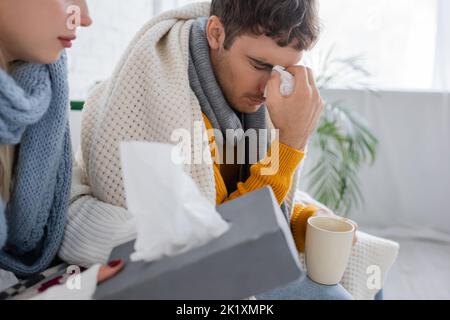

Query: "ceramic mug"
left=305, top=216, right=355, bottom=285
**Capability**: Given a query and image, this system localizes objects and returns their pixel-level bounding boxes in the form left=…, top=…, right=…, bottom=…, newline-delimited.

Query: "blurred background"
left=68, top=0, right=450, bottom=299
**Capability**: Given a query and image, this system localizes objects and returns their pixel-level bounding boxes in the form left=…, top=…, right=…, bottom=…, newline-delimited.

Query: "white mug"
left=305, top=216, right=355, bottom=285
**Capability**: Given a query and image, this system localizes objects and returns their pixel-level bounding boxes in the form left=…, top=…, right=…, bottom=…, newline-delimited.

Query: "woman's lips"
left=58, top=36, right=76, bottom=48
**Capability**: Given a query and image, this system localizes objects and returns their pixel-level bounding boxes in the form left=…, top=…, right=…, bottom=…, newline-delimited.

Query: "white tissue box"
left=93, top=187, right=302, bottom=300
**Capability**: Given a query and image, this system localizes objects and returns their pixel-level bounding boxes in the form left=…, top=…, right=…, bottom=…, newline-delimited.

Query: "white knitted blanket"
left=59, top=2, right=399, bottom=300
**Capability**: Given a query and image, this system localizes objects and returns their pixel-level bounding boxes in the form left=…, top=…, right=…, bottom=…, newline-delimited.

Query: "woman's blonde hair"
left=0, top=47, right=15, bottom=201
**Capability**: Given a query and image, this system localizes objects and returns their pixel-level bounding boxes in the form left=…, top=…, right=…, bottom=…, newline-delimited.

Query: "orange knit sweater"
left=203, top=114, right=317, bottom=252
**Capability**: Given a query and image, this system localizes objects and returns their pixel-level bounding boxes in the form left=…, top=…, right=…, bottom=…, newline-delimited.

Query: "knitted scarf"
left=188, top=18, right=269, bottom=179
left=0, top=54, right=72, bottom=277
left=188, top=17, right=289, bottom=217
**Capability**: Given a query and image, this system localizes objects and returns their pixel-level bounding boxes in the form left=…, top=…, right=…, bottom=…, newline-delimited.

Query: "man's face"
left=210, top=29, right=304, bottom=114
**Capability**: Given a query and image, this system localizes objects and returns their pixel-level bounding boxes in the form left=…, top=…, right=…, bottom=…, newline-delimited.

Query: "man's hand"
left=265, top=66, right=324, bottom=151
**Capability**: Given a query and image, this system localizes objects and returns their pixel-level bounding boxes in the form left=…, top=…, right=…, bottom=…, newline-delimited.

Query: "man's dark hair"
left=210, top=0, right=320, bottom=51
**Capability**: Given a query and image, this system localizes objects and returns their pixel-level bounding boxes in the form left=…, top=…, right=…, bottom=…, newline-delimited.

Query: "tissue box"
left=93, top=187, right=302, bottom=300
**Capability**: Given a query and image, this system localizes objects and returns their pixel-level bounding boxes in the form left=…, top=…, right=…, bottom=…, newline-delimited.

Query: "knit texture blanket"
left=0, top=54, right=72, bottom=277
left=59, top=2, right=398, bottom=299
left=73, top=2, right=300, bottom=212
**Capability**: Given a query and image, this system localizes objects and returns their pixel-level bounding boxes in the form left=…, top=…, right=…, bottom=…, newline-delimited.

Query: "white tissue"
left=264, top=65, right=295, bottom=98
left=274, top=65, right=295, bottom=96
left=120, top=142, right=229, bottom=263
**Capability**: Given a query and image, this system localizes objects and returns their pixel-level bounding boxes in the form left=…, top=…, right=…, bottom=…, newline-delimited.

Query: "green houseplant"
left=306, top=46, right=379, bottom=216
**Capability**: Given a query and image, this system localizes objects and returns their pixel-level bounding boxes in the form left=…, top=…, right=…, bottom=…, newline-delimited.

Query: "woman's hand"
left=33, top=259, right=125, bottom=297
left=97, top=260, right=125, bottom=284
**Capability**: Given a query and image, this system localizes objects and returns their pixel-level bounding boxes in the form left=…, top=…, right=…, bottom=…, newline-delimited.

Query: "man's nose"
left=258, top=73, right=272, bottom=96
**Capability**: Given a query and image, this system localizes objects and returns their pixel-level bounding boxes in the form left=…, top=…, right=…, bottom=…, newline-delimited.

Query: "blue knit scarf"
left=0, top=54, right=72, bottom=277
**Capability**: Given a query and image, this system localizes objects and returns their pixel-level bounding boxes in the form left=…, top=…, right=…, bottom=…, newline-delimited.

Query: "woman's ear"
left=206, top=15, right=225, bottom=50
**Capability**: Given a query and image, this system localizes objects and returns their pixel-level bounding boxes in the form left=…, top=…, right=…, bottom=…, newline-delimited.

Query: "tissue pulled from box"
left=120, top=142, right=229, bottom=263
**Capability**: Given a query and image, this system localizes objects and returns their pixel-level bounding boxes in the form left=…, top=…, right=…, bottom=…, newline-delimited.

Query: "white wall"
left=70, top=111, right=82, bottom=153
left=67, top=0, right=154, bottom=100
left=301, top=89, right=450, bottom=233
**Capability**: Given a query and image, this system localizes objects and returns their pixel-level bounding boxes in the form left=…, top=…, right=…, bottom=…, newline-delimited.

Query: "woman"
left=0, top=0, right=122, bottom=294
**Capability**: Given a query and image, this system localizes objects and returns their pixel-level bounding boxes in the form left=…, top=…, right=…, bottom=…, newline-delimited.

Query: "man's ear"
left=206, top=16, right=225, bottom=50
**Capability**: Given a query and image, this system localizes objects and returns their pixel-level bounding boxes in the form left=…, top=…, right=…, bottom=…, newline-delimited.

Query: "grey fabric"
left=256, top=276, right=353, bottom=300
left=188, top=17, right=290, bottom=219
left=188, top=17, right=268, bottom=180
left=188, top=18, right=242, bottom=136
